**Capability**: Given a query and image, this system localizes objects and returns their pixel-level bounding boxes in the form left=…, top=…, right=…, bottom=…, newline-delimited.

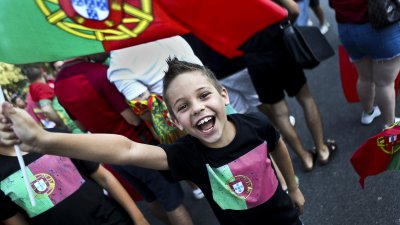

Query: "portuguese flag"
left=0, top=0, right=286, bottom=64
left=351, top=122, right=400, bottom=188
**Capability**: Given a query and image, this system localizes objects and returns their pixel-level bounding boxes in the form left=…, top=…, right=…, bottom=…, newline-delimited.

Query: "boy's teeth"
left=198, top=117, right=211, bottom=125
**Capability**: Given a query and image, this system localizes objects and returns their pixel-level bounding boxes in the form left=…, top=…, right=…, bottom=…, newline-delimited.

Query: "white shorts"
left=220, top=69, right=261, bottom=114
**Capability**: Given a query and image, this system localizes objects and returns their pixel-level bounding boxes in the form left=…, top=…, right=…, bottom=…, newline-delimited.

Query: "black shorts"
left=309, top=0, right=320, bottom=7
left=111, top=165, right=184, bottom=212
left=240, top=22, right=306, bottom=104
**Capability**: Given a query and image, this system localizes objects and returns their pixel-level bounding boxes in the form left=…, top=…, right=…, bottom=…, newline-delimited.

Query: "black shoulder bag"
left=281, top=20, right=335, bottom=69
left=367, top=0, right=400, bottom=29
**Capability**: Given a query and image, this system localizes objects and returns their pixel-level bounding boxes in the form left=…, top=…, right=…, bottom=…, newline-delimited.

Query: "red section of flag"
left=339, top=45, right=359, bottom=103
left=350, top=126, right=400, bottom=188
left=103, top=0, right=287, bottom=57
left=157, top=0, right=287, bottom=58
left=102, top=0, right=188, bottom=51
left=339, top=45, right=400, bottom=103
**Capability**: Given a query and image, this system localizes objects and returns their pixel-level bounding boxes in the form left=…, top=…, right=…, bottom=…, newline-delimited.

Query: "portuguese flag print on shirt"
left=206, top=142, right=278, bottom=210
left=0, top=155, right=85, bottom=217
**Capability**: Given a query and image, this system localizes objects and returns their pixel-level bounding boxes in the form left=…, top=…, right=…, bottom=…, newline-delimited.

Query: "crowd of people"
left=1, top=0, right=399, bottom=225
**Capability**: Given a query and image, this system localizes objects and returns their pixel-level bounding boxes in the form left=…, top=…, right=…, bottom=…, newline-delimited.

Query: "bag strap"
left=395, top=0, right=400, bottom=7
left=279, top=18, right=291, bottom=30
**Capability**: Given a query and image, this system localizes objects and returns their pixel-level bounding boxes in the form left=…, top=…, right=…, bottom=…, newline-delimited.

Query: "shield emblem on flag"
left=31, top=173, right=55, bottom=196
left=33, top=179, right=48, bottom=192
left=231, top=181, right=245, bottom=194
left=72, top=0, right=110, bottom=21
left=227, top=175, right=253, bottom=198
left=37, top=0, right=153, bottom=40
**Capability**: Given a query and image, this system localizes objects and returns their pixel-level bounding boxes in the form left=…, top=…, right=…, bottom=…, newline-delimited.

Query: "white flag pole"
left=0, top=87, right=36, bottom=206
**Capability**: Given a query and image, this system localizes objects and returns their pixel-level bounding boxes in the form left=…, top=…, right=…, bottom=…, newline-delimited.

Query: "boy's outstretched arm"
left=270, top=138, right=305, bottom=215
left=91, top=165, right=150, bottom=225
left=2, top=102, right=169, bottom=170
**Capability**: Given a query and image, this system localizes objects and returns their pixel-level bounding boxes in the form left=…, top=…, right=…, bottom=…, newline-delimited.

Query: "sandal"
left=319, top=139, right=337, bottom=165
left=303, top=151, right=318, bottom=172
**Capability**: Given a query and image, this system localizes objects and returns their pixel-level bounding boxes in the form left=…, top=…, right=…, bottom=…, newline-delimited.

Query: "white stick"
left=0, top=87, right=36, bottom=206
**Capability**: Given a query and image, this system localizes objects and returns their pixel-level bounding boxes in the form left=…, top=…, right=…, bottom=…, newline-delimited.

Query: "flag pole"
left=0, top=86, right=36, bottom=206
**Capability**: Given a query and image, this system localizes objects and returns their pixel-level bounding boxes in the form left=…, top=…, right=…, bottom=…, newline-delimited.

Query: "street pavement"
left=137, top=2, right=400, bottom=225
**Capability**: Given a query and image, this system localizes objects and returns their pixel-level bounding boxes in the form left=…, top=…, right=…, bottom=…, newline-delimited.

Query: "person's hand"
left=288, top=187, right=305, bottom=215
left=2, top=102, right=45, bottom=150
left=0, top=111, right=20, bottom=147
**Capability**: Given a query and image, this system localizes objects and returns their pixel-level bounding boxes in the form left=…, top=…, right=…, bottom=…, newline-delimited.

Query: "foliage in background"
left=0, top=62, right=28, bottom=100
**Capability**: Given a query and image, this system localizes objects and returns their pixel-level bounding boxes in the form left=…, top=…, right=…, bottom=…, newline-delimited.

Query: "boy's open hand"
left=2, top=102, right=45, bottom=151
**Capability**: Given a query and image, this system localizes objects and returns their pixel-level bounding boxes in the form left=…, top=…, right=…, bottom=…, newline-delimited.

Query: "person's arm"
left=90, top=165, right=149, bottom=225
left=3, top=213, right=30, bottom=225
left=270, top=138, right=305, bottom=214
left=38, top=100, right=65, bottom=128
left=273, top=0, right=299, bottom=23
left=2, top=102, right=169, bottom=170
left=120, top=108, right=142, bottom=126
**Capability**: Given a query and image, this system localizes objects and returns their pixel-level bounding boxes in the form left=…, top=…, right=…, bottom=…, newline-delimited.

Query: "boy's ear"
left=221, top=87, right=230, bottom=105
left=172, top=118, right=184, bottom=131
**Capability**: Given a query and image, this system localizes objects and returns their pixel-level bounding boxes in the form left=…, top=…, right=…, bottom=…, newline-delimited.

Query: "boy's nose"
left=192, top=104, right=205, bottom=115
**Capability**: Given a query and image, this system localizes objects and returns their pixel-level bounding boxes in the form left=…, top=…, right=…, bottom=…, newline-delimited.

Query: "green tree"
left=0, top=62, right=28, bottom=99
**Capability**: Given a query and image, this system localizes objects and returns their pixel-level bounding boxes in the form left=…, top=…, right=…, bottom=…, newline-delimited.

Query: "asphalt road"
left=137, top=2, right=400, bottom=225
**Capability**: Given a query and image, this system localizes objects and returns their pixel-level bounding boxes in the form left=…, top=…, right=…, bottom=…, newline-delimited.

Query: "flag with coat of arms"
left=351, top=122, right=400, bottom=188
left=0, top=0, right=287, bottom=64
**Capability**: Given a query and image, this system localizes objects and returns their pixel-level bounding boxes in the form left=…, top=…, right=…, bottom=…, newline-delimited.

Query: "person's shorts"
left=240, top=22, right=306, bottom=104
left=338, top=21, right=400, bottom=62
left=309, top=0, right=320, bottom=7
left=111, top=165, right=184, bottom=212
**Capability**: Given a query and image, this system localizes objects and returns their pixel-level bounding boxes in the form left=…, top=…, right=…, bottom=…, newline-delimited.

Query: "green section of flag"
left=0, top=0, right=104, bottom=64
left=206, top=164, right=247, bottom=210
left=387, top=152, right=400, bottom=170
left=0, top=168, right=54, bottom=217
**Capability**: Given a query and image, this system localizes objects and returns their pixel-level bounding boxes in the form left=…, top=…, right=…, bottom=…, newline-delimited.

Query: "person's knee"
left=295, top=85, right=313, bottom=104
left=374, top=79, right=395, bottom=88
left=259, top=101, right=289, bottom=118
left=166, top=204, right=194, bottom=225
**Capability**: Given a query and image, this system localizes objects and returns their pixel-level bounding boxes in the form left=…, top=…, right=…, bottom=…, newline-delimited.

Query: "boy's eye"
left=177, top=104, right=188, bottom=112
left=200, top=92, right=211, bottom=99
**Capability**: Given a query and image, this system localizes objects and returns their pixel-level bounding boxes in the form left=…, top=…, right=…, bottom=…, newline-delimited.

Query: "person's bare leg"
left=372, top=56, right=400, bottom=127
left=147, top=201, right=172, bottom=225
left=258, top=101, right=314, bottom=171
left=166, top=204, right=194, bottom=225
left=310, top=5, right=326, bottom=26
left=354, top=57, right=375, bottom=114
left=295, top=84, right=329, bottom=162
left=147, top=200, right=194, bottom=225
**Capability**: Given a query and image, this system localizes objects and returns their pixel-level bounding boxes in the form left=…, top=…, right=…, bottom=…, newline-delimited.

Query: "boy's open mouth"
left=196, top=116, right=215, bottom=132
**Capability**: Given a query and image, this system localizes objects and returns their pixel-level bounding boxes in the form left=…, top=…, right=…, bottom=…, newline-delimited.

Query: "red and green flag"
left=351, top=122, right=400, bottom=188
left=0, top=0, right=286, bottom=64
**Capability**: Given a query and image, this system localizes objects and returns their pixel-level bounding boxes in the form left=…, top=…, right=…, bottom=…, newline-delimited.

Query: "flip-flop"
left=319, top=139, right=337, bottom=165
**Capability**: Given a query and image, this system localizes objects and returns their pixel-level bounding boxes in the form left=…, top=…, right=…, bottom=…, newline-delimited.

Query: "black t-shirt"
left=0, top=153, right=132, bottom=225
left=162, top=112, right=301, bottom=225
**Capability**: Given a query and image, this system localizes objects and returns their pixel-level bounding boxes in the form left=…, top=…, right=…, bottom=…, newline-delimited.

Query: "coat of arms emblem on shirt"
left=228, top=175, right=253, bottom=198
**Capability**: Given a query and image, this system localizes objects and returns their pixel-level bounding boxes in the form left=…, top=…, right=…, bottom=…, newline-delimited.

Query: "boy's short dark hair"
left=162, top=57, right=223, bottom=119
left=21, top=65, right=42, bottom=83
